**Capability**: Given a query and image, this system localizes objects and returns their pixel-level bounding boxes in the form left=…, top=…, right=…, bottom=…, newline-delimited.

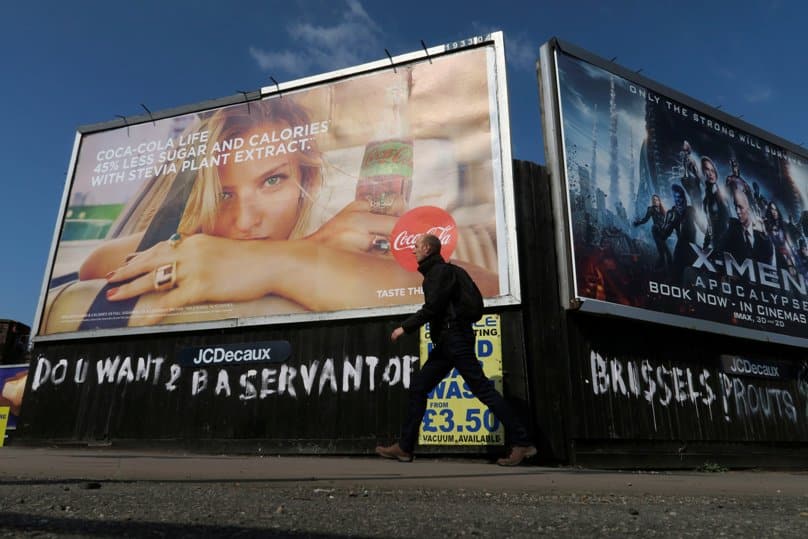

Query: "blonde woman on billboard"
left=79, top=99, right=332, bottom=275
left=78, top=98, right=497, bottom=326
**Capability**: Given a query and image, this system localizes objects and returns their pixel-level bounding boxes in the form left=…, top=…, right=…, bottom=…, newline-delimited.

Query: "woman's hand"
left=306, top=198, right=404, bottom=253
left=78, top=232, right=144, bottom=280
left=104, top=234, right=272, bottom=325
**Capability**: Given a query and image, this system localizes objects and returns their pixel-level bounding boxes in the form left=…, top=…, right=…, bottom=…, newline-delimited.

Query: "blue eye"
left=219, top=191, right=233, bottom=201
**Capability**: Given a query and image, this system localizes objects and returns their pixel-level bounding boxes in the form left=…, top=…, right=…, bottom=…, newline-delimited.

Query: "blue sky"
left=1, top=0, right=805, bottom=329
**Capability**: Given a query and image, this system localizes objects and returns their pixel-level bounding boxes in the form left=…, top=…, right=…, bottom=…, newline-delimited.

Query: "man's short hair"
left=734, top=187, right=750, bottom=207
left=422, top=234, right=442, bottom=255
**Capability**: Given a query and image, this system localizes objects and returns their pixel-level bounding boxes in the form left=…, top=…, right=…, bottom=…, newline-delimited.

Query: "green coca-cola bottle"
left=356, top=68, right=413, bottom=215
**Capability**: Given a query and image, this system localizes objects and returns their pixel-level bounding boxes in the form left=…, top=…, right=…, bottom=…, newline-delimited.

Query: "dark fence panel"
left=512, top=160, right=571, bottom=462
left=22, top=319, right=417, bottom=452
left=566, top=313, right=808, bottom=466
left=20, top=311, right=530, bottom=454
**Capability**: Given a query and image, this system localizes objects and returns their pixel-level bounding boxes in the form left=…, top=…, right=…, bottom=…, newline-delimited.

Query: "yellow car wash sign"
left=418, top=314, right=504, bottom=445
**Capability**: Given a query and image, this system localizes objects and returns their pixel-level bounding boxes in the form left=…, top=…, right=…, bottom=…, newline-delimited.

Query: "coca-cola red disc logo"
left=391, top=206, right=457, bottom=271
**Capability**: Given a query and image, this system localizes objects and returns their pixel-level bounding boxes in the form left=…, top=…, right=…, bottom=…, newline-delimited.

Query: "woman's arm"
left=105, top=235, right=500, bottom=325
left=633, top=207, right=652, bottom=226
left=270, top=243, right=499, bottom=310
left=107, top=236, right=423, bottom=310
left=78, top=232, right=145, bottom=280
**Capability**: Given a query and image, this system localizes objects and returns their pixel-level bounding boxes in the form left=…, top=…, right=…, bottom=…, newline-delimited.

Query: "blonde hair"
left=177, top=97, right=322, bottom=238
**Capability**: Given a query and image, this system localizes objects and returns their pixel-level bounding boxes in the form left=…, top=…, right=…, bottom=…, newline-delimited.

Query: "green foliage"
left=697, top=461, right=728, bottom=473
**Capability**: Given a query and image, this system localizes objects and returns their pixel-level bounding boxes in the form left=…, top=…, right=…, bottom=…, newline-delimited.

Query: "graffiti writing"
left=30, top=354, right=419, bottom=400
left=589, top=350, right=800, bottom=431
left=590, top=350, right=715, bottom=408
left=718, top=373, right=797, bottom=423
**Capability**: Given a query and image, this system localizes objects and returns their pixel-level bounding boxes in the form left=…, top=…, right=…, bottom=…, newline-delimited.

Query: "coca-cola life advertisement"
left=36, top=33, right=518, bottom=339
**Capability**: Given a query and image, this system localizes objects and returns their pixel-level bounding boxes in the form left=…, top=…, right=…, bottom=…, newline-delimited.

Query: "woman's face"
left=213, top=125, right=304, bottom=240
left=702, top=160, right=717, bottom=184
left=652, top=195, right=660, bottom=207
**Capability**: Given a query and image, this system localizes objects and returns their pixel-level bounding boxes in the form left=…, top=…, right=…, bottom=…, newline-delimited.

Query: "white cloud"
left=505, top=34, right=537, bottom=72
left=718, top=67, right=737, bottom=81
left=249, top=0, right=382, bottom=76
left=745, top=87, right=773, bottom=103
left=249, top=47, right=311, bottom=73
left=466, top=22, right=537, bottom=73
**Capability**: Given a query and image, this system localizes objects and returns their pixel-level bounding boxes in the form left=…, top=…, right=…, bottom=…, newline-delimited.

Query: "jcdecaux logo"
left=178, top=341, right=291, bottom=367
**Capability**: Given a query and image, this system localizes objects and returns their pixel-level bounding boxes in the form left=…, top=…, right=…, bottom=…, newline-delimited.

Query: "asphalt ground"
left=1, top=447, right=808, bottom=537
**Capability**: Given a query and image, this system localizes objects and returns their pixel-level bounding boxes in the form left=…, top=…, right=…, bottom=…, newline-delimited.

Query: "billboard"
left=540, top=39, right=808, bottom=346
left=36, top=33, right=519, bottom=340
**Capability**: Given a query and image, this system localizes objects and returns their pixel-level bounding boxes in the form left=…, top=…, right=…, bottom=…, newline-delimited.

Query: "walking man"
left=376, top=234, right=537, bottom=466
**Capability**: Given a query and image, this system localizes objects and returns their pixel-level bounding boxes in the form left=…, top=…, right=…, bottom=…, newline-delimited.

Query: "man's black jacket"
left=401, top=252, right=464, bottom=342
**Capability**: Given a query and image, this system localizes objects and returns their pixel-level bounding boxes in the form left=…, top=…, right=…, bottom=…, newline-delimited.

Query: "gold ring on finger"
left=154, top=261, right=177, bottom=292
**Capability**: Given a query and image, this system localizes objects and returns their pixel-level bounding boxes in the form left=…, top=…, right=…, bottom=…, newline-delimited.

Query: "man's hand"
left=390, top=327, right=405, bottom=342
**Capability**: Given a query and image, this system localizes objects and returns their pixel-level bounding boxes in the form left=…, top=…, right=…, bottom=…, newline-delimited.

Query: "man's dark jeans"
left=398, top=325, right=531, bottom=453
